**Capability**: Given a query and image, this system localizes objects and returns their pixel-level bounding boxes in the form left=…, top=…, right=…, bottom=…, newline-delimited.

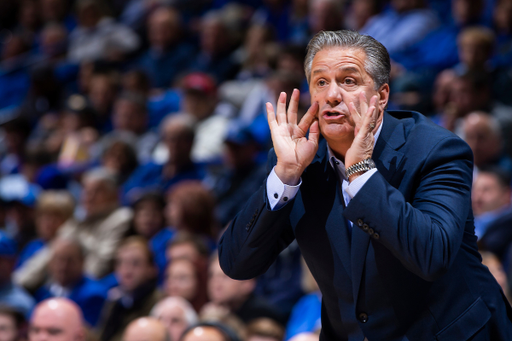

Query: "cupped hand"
left=345, top=91, right=380, bottom=178
left=267, top=89, right=320, bottom=185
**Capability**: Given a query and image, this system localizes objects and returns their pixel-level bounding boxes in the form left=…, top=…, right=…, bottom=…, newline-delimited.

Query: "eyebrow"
left=311, top=66, right=360, bottom=77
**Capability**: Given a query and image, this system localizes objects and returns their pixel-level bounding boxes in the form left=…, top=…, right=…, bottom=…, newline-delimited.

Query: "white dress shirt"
left=267, top=118, right=383, bottom=210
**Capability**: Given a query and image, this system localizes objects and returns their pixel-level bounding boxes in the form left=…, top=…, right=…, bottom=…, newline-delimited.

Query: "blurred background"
left=1, top=0, right=512, bottom=340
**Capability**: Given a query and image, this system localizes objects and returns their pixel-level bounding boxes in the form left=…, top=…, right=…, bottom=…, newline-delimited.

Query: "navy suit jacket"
left=219, top=111, right=512, bottom=341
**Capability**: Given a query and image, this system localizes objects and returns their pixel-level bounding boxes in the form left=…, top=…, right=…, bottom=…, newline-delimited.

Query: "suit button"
left=358, top=312, right=368, bottom=323
left=362, top=224, right=369, bottom=231
left=368, top=228, right=374, bottom=235
left=357, top=219, right=364, bottom=227
left=373, top=232, right=380, bottom=240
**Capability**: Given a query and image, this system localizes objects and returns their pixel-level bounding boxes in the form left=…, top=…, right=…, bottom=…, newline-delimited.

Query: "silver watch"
left=346, top=158, right=376, bottom=178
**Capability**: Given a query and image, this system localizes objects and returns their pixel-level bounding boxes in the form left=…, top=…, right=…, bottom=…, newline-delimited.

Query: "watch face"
left=368, top=159, right=376, bottom=168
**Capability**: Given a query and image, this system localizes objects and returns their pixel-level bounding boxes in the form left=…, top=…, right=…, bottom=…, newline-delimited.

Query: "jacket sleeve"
left=218, top=150, right=296, bottom=280
left=343, top=135, right=474, bottom=281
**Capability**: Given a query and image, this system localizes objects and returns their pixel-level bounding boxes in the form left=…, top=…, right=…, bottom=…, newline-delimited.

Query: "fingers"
left=359, top=91, right=368, bottom=118
left=266, top=102, right=277, bottom=129
left=276, top=92, right=287, bottom=124
left=308, top=120, right=320, bottom=147
left=359, top=95, right=379, bottom=136
left=288, top=89, right=300, bottom=125
left=298, top=101, right=319, bottom=134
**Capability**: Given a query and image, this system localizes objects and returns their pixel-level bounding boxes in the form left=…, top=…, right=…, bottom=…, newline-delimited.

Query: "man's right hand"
left=266, top=89, right=320, bottom=186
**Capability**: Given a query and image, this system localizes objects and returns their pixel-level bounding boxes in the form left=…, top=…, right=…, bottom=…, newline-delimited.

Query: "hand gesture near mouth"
left=266, top=89, right=320, bottom=186
left=345, top=91, right=380, bottom=180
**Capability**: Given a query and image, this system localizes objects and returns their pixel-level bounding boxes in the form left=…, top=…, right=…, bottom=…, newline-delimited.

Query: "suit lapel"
left=350, top=111, right=406, bottom=301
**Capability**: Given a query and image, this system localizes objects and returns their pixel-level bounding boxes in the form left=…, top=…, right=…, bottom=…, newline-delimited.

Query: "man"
left=122, top=114, right=203, bottom=205
left=151, top=297, right=198, bottom=341
left=98, top=237, right=161, bottom=341
left=122, top=318, right=169, bottom=341
left=14, top=168, right=133, bottom=290
left=219, top=30, right=512, bottom=340
left=206, top=255, right=283, bottom=325
left=0, top=306, right=26, bottom=341
left=29, top=298, right=85, bottom=341
left=33, top=238, right=106, bottom=327
left=0, top=231, right=35, bottom=318
left=472, top=167, right=512, bottom=239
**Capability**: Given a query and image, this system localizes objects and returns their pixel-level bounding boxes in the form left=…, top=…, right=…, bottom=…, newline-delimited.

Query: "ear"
left=377, top=83, right=390, bottom=111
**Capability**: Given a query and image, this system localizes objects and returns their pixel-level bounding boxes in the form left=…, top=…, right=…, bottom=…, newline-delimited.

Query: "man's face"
left=81, top=179, right=117, bottom=218
left=156, top=305, right=189, bottom=341
left=164, top=260, right=197, bottom=301
left=29, top=308, right=80, bottom=341
left=113, top=99, right=146, bottom=134
left=0, top=314, right=18, bottom=341
left=115, top=245, right=153, bottom=292
left=472, top=173, right=511, bottom=216
left=309, top=47, right=385, bottom=148
left=208, top=259, right=252, bottom=305
left=49, top=242, right=83, bottom=288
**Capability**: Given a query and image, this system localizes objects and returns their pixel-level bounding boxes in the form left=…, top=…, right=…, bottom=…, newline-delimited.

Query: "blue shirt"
left=16, top=238, right=45, bottom=269
left=0, top=281, right=35, bottom=318
left=285, top=292, right=322, bottom=340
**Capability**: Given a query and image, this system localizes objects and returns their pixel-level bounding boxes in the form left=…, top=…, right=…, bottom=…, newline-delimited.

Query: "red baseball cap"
left=181, top=72, right=217, bottom=96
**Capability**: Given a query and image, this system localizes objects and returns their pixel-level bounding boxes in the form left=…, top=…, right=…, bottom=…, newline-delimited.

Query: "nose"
left=325, top=82, right=342, bottom=107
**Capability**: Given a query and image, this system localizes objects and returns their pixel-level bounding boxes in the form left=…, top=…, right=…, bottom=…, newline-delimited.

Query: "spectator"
left=164, top=258, right=208, bottom=313
left=246, top=318, right=285, bottom=341
left=40, top=0, right=76, bottom=31
left=60, top=168, right=132, bottom=278
left=430, top=69, right=457, bottom=118
left=462, top=112, right=512, bottom=175
left=480, top=251, right=510, bottom=302
left=308, top=0, right=345, bottom=35
left=0, top=232, right=34, bottom=318
left=68, top=0, right=140, bottom=63
left=122, top=114, right=202, bottom=204
left=102, top=92, right=159, bottom=164
left=166, top=232, right=210, bottom=265
left=15, top=168, right=132, bottom=290
left=0, top=306, right=26, bottom=341
left=203, top=254, right=284, bottom=326
left=472, top=166, right=512, bottom=239
left=101, top=139, right=139, bottom=185
left=205, top=122, right=267, bottom=227
left=180, top=73, right=234, bottom=164
left=392, top=0, right=485, bottom=72
left=32, top=238, right=106, bottom=327
left=447, top=72, right=512, bottom=157
left=131, top=192, right=173, bottom=283
left=190, top=12, right=239, bottom=83
left=28, top=298, right=85, bottom=341
left=345, top=0, right=384, bottom=31
left=98, top=236, right=161, bottom=341
left=87, top=70, right=120, bottom=132
left=16, top=190, right=74, bottom=270
left=137, top=7, right=194, bottom=89
left=122, top=317, right=169, bottom=341
left=37, top=23, right=69, bottom=63
left=151, top=297, right=198, bottom=341
left=360, top=0, right=439, bottom=56
left=166, top=181, right=217, bottom=240
left=0, top=118, right=32, bottom=176
left=181, top=323, right=240, bottom=341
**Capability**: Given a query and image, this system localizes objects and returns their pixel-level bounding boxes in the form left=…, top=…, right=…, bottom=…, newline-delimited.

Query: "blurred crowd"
left=1, top=0, right=512, bottom=340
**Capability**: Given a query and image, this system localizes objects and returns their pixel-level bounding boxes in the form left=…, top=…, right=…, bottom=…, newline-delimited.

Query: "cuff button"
left=283, top=197, right=288, bottom=202
left=274, top=193, right=278, bottom=199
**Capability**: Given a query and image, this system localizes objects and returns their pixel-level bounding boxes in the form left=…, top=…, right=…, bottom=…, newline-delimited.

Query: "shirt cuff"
left=345, top=168, right=378, bottom=199
left=266, top=167, right=301, bottom=210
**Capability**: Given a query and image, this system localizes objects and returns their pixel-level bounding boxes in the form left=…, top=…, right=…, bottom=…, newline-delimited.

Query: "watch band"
left=346, top=158, right=376, bottom=179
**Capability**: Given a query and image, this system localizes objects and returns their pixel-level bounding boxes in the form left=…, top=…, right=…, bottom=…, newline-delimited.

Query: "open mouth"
left=323, top=111, right=344, bottom=119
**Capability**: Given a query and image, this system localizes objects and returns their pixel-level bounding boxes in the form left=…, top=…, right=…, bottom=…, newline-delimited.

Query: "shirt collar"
left=328, top=115, right=384, bottom=177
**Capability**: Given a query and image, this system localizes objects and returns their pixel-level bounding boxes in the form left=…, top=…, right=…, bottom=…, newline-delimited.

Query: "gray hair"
left=304, top=30, right=390, bottom=89
left=150, top=297, right=198, bottom=327
left=82, top=167, right=118, bottom=190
